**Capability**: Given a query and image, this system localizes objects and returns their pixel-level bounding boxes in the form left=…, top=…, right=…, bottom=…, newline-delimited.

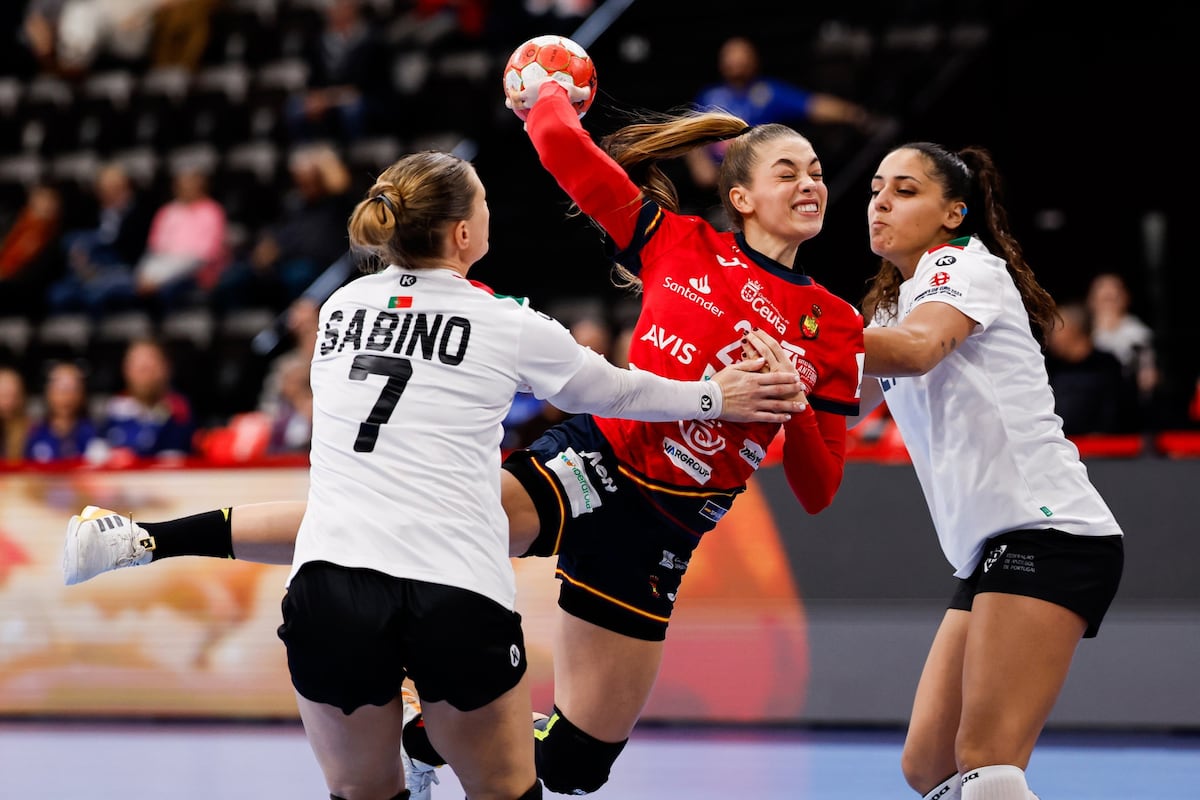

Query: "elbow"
left=799, top=493, right=833, bottom=515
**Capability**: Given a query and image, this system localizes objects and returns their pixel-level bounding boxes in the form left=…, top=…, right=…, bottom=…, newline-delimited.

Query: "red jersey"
left=526, top=82, right=863, bottom=493
left=595, top=203, right=862, bottom=488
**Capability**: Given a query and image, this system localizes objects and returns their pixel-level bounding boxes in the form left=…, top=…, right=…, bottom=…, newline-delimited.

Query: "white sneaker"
left=63, top=505, right=155, bottom=586
left=401, top=686, right=440, bottom=800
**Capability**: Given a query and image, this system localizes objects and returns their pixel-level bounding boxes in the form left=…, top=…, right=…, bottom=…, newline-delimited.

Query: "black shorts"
left=949, top=528, right=1124, bottom=638
left=278, top=560, right=527, bottom=713
left=502, top=414, right=743, bottom=642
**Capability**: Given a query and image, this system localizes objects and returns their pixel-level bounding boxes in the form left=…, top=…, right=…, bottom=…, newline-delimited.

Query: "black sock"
left=142, top=508, right=234, bottom=560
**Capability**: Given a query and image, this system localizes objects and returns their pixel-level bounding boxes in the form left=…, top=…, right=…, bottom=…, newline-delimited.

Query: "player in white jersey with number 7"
left=854, top=142, right=1124, bottom=800
left=159, top=149, right=804, bottom=800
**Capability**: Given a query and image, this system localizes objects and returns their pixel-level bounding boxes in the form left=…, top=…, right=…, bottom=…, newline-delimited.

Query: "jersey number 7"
left=349, top=354, right=414, bottom=453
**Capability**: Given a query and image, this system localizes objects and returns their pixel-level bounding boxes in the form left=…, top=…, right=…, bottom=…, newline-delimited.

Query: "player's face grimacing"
left=733, top=136, right=826, bottom=245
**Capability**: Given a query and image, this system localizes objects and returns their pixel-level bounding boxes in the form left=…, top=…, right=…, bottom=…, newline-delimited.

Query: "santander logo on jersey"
left=663, top=276, right=724, bottom=316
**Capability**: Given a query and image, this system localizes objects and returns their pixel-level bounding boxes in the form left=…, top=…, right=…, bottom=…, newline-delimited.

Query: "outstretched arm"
left=525, top=82, right=643, bottom=249
left=546, top=347, right=803, bottom=425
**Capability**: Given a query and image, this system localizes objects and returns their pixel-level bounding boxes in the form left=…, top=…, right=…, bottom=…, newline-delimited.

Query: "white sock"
left=922, top=774, right=961, bottom=800
left=960, top=765, right=1029, bottom=800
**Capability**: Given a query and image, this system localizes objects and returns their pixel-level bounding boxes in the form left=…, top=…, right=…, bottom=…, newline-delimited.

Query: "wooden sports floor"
left=2, top=721, right=1197, bottom=798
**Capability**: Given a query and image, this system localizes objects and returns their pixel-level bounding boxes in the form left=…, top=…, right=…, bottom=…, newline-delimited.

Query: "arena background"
left=0, top=0, right=1196, bottom=734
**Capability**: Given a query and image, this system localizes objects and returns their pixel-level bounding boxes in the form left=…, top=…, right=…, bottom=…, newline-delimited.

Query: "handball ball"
left=503, top=35, right=597, bottom=121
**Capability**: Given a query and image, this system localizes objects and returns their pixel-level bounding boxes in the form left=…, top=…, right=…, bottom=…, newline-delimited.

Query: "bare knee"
left=325, top=772, right=403, bottom=800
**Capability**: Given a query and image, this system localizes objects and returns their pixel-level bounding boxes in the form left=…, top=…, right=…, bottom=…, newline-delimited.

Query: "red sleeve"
left=525, top=82, right=643, bottom=249
left=780, top=406, right=846, bottom=514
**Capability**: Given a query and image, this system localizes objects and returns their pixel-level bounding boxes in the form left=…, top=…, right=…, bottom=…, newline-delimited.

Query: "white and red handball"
left=503, top=34, right=597, bottom=121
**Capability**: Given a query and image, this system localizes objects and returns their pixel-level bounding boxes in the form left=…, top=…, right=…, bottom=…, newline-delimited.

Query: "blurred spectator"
left=568, top=315, right=613, bottom=361
left=23, top=361, right=98, bottom=463
left=686, top=35, right=876, bottom=192
left=29, top=0, right=170, bottom=77
left=610, top=321, right=635, bottom=369
left=98, top=337, right=195, bottom=458
left=133, top=167, right=228, bottom=313
left=20, top=0, right=73, bottom=75
left=0, top=184, right=64, bottom=319
left=262, top=350, right=313, bottom=454
left=260, top=298, right=318, bottom=454
left=149, top=0, right=219, bottom=71
left=1044, top=302, right=1128, bottom=435
left=285, top=0, right=393, bottom=144
left=1086, top=271, right=1159, bottom=416
left=0, top=367, right=31, bottom=464
left=212, top=145, right=353, bottom=314
left=46, top=163, right=153, bottom=317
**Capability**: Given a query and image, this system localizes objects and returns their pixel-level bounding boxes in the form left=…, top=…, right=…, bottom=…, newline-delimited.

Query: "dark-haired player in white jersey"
left=855, top=142, right=1124, bottom=800
left=62, top=78, right=864, bottom=795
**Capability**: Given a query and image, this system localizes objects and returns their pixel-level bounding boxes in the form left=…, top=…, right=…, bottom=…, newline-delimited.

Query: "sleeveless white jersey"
left=871, top=237, right=1123, bottom=578
left=288, top=266, right=592, bottom=609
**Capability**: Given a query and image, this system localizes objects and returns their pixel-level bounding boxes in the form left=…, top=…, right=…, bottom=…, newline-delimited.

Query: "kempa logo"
left=983, top=544, right=1007, bottom=572
left=399, top=274, right=417, bottom=286
left=688, top=274, right=711, bottom=294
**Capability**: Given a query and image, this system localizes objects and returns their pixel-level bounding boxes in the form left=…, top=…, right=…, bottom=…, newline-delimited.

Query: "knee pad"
left=533, top=707, right=627, bottom=795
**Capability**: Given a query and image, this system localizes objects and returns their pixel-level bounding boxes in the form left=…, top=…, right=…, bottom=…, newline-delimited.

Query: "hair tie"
left=372, top=193, right=396, bottom=214
left=735, top=126, right=754, bottom=137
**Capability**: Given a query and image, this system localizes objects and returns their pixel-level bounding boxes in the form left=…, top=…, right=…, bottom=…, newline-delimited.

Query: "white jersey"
left=289, top=266, right=595, bottom=609
left=871, top=237, right=1123, bottom=578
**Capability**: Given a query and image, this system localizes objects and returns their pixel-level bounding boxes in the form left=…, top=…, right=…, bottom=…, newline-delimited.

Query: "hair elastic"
left=372, top=194, right=396, bottom=213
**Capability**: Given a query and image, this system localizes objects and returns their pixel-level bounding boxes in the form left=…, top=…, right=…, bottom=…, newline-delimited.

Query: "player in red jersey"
left=61, top=80, right=863, bottom=795
left=494, top=80, right=862, bottom=794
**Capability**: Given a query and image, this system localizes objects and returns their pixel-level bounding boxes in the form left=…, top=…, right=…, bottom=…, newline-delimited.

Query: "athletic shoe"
left=401, top=686, right=440, bottom=800
left=63, top=505, right=155, bottom=586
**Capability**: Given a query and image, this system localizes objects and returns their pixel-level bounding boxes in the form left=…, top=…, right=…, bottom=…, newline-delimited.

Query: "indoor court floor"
left=2, top=720, right=1198, bottom=798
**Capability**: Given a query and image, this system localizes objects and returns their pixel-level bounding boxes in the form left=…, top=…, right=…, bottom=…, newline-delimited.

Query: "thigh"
left=958, top=592, right=1086, bottom=770
left=404, top=582, right=529, bottom=712
left=501, top=468, right=540, bottom=557
left=295, top=691, right=406, bottom=798
left=421, top=674, right=538, bottom=800
left=902, top=608, right=969, bottom=789
left=551, top=609, right=665, bottom=742
left=278, top=561, right=406, bottom=715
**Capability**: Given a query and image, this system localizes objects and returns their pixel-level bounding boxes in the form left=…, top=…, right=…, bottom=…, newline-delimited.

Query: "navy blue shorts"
left=502, top=415, right=743, bottom=641
left=949, top=528, right=1124, bottom=638
left=278, top=560, right=527, bottom=713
